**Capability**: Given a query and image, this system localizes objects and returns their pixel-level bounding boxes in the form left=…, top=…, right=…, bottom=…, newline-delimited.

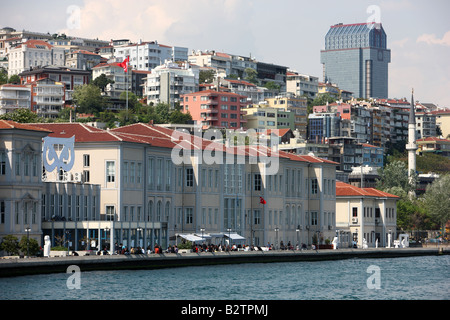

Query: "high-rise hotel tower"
left=320, top=22, right=391, bottom=99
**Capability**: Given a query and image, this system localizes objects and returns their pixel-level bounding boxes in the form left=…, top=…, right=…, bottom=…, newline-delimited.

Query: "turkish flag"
left=260, top=197, right=266, bottom=205
left=119, top=56, right=129, bottom=72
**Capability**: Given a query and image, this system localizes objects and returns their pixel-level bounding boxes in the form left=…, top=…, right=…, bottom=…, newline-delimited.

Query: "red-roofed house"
left=416, top=136, right=450, bottom=157
left=336, top=181, right=399, bottom=248
left=8, top=39, right=66, bottom=76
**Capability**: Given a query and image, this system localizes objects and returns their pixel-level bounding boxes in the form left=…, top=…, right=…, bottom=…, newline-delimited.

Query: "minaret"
left=406, top=89, right=417, bottom=195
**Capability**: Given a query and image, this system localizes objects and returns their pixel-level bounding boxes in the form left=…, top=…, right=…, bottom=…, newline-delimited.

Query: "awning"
left=194, top=233, right=211, bottom=240
left=224, top=233, right=246, bottom=240
left=177, top=234, right=204, bottom=242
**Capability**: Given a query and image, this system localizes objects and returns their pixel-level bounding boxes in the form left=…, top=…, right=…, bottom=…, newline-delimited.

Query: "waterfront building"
left=0, top=121, right=50, bottom=246
left=0, top=84, right=31, bottom=115
left=320, top=22, right=391, bottom=99
left=180, top=90, right=249, bottom=130
left=1, top=121, right=337, bottom=252
left=335, top=181, right=399, bottom=248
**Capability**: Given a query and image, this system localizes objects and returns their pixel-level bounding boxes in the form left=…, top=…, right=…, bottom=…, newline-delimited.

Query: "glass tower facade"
left=320, top=22, right=391, bottom=99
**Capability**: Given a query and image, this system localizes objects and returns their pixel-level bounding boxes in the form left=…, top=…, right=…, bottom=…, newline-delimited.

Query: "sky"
left=2, top=0, right=450, bottom=107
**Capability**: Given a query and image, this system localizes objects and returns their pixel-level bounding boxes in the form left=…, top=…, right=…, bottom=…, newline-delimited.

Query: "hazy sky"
left=2, top=0, right=449, bottom=107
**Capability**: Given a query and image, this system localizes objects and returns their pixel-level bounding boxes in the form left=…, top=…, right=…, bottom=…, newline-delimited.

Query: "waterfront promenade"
left=0, top=247, right=447, bottom=278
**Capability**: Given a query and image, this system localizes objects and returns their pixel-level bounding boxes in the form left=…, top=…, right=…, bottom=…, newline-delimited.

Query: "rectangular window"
left=311, top=212, right=318, bottom=225
left=83, top=154, right=90, bottom=167
left=254, top=209, right=261, bottom=225
left=106, top=161, right=115, bottom=183
left=185, top=208, right=193, bottom=224
left=0, top=201, right=5, bottom=224
left=352, top=207, right=358, bottom=217
left=15, top=153, right=20, bottom=175
left=0, top=152, right=6, bottom=175
left=186, top=168, right=194, bottom=187
left=254, top=173, right=262, bottom=191
left=311, top=179, right=318, bottom=194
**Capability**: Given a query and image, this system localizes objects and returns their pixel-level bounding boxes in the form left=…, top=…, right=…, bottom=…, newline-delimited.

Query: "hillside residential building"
left=7, top=40, right=66, bottom=76
left=243, top=105, right=295, bottom=131
left=143, top=60, right=199, bottom=107
left=27, top=78, right=65, bottom=119
left=65, top=50, right=103, bottom=70
left=113, top=40, right=189, bottom=71
left=19, top=65, right=90, bottom=102
left=286, top=71, right=319, bottom=99
left=0, top=84, right=31, bottom=114
left=321, top=22, right=391, bottom=99
left=336, top=181, right=399, bottom=248
left=416, top=137, right=450, bottom=157
left=181, top=90, right=249, bottom=129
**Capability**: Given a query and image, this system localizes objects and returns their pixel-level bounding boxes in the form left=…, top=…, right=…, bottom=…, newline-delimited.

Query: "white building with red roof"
left=7, top=39, right=65, bottom=76
left=336, top=181, right=399, bottom=248
left=21, top=121, right=339, bottom=251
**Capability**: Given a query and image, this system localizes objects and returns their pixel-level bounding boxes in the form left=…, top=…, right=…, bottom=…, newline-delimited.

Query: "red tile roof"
left=21, top=122, right=338, bottom=165
left=16, top=39, right=52, bottom=50
left=336, top=181, right=399, bottom=198
left=0, top=120, right=52, bottom=133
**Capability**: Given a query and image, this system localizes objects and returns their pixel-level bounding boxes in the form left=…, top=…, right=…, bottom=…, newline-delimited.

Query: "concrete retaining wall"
left=0, top=247, right=447, bottom=278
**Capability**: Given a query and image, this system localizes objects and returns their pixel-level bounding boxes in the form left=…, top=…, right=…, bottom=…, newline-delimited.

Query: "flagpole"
left=126, top=55, right=129, bottom=120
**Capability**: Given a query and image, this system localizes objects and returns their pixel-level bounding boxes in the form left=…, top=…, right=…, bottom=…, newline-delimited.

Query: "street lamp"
left=137, top=227, right=142, bottom=249
left=296, top=226, right=300, bottom=250
left=25, top=227, right=31, bottom=257
left=274, top=227, right=279, bottom=250
left=227, top=228, right=232, bottom=249
left=65, top=230, right=70, bottom=255
left=200, top=228, right=205, bottom=243
left=105, top=227, right=110, bottom=254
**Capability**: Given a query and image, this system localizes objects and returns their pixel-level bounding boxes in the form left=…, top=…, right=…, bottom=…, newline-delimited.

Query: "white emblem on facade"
left=43, top=136, right=76, bottom=172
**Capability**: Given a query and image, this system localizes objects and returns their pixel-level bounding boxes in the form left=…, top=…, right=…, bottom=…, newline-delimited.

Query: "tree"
left=92, top=73, right=114, bottom=92
left=0, top=108, right=40, bottom=123
left=244, top=68, right=259, bottom=85
left=72, top=84, right=108, bottom=115
left=19, top=236, right=40, bottom=256
left=199, top=70, right=215, bottom=84
left=376, top=160, right=417, bottom=194
left=0, top=67, right=8, bottom=85
left=0, top=235, right=19, bottom=256
left=169, top=109, right=192, bottom=124
left=264, top=81, right=280, bottom=92
left=8, top=74, right=20, bottom=84
left=422, top=174, right=450, bottom=231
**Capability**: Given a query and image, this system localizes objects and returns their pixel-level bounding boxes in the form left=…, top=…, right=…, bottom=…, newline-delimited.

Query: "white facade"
left=7, top=40, right=65, bottom=76
left=0, top=84, right=31, bottom=114
left=114, top=41, right=188, bottom=71
left=143, top=61, right=199, bottom=107
left=286, top=72, right=319, bottom=99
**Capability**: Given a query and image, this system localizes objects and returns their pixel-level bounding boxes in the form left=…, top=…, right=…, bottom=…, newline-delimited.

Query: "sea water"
left=0, top=255, right=448, bottom=300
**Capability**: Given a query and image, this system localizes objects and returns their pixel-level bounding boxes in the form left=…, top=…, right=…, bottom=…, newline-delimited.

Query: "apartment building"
left=286, top=71, right=319, bottom=99
left=113, top=40, right=188, bottom=71
left=336, top=181, right=399, bottom=248
left=243, top=105, right=295, bottom=131
left=181, top=90, right=249, bottom=130
left=0, top=84, right=31, bottom=114
left=65, top=50, right=103, bottom=71
left=143, top=60, right=199, bottom=108
left=19, top=65, right=90, bottom=102
left=19, top=121, right=338, bottom=251
left=264, top=93, right=308, bottom=139
left=7, top=39, right=65, bottom=76
left=28, top=78, right=65, bottom=119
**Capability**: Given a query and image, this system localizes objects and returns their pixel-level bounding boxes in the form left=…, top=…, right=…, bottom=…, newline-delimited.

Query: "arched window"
left=165, top=202, right=170, bottom=223
left=156, top=201, right=162, bottom=222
